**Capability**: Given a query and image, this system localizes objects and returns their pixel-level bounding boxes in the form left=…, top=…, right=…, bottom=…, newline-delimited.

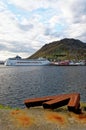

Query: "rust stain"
left=71, top=113, right=86, bottom=124
left=11, top=110, right=20, bottom=115
left=76, top=114, right=86, bottom=123
left=78, top=114, right=86, bottom=119
left=45, top=112, right=66, bottom=125
left=11, top=110, right=34, bottom=127
left=16, top=115, right=31, bottom=126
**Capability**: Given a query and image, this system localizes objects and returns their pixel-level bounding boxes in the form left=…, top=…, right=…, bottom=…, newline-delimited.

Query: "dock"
left=24, top=93, right=81, bottom=113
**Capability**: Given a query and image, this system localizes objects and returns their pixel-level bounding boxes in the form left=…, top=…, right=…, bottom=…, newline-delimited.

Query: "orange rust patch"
left=11, top=110, right=20, bottom=115
left=71, top=113, right=86, bottom=124
left=11, top=110, right=33, bottom=127
left=16, top=115, right=31, bottom=127
left=45, top=112, right=66, bottom=125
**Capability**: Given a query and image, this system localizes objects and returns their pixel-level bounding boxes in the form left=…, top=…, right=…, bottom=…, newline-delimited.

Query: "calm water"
left=0, top=65, right=86, bottom=108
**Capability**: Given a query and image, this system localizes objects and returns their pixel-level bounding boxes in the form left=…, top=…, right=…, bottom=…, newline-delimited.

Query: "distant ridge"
left=28, top=38, right=86, bottom=60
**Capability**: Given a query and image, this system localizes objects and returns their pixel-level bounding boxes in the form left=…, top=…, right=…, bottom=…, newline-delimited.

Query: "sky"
left=0, top=0, right=86, bottom=60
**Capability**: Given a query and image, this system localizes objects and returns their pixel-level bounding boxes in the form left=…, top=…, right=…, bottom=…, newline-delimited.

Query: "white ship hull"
left=4, top=56, right=50, bottom=66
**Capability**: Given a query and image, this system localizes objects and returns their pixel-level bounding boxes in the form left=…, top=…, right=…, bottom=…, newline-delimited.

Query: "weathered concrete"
left=0, top=105, right=86, bottom=130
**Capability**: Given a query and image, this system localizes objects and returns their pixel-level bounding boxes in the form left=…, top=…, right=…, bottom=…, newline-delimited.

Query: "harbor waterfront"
left=0, top=65, right=86, bottom=108
left=3, top=55, right=86, bottom=66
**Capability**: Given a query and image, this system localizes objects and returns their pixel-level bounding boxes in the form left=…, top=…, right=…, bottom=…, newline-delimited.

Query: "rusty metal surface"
left=24, top=93, right=81, bottom=113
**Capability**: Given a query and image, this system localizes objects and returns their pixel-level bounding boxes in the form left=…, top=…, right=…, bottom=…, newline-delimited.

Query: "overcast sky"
left=0, top=0, right=86, bottom=60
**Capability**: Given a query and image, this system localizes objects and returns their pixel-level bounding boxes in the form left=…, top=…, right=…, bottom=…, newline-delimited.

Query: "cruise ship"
left=4, top=56, right=50, bottom=66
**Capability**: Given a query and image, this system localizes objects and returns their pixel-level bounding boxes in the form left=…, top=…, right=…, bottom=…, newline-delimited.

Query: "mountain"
left=28, top=38, right=86, bottom=60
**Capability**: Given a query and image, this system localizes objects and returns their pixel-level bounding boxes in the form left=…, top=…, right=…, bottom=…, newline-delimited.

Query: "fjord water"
left=0, top=65, right=86, bottom=108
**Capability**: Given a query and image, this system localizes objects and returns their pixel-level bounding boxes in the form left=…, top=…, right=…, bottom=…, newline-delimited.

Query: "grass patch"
left=80, top=102, right=86, bottom=106
left=0, top=104, right=20, bottom=110
left=80, top=102, right=86, bottom=111
left=0, top=104, right=12, bottom=109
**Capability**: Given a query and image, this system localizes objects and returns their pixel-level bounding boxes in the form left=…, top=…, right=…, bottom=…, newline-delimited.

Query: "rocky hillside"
left=28, top=38, right=86, bottom=60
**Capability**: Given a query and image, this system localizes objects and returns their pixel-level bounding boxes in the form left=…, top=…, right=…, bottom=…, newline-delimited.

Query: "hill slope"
left=28, top=38, right=86, bottom=60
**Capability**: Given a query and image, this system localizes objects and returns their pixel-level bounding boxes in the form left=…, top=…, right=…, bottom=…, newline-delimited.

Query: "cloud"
left=7, top=0, right=86, bottom=25
left=8, top=0, right=54, bottom=11
left=65, top=23, right=86, bottom=41
left=0, top=0, right=86, bottom=60
left=18, top=24, right=33, bottom=31
left=70, top=0, right=86, bottom=23
left=0, top=43, right=7, bottom=51
left=0, top=1, right=6, bottom=11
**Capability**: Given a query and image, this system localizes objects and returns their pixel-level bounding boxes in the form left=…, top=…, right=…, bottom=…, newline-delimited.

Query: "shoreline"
left=0, top=102, right=86, bottom=130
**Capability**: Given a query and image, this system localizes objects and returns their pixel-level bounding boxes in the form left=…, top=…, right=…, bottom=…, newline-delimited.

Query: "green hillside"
left=28, top=38, right=86, bottom=61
